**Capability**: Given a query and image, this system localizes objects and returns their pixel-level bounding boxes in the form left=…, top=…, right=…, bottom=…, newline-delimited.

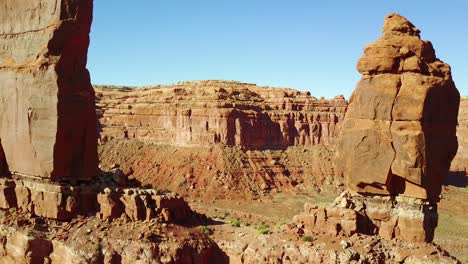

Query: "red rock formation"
left=0, top=0, right=98, bottom=181
left=336, top=13, right=460, bottom=200
left=292, top=13, right=461, bottom=244
left=0, top=211, right=228, bottom=264
left=96, top=82, right=347, bottom=198
left=95, top=80, right=347, bottom=149
left=293, top=191, right=438, bottom=243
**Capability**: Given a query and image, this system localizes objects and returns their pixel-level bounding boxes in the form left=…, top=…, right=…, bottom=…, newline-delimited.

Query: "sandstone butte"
left=291, top=13, right=462, bottom=246
left=336, top=13, right=460, bottom=200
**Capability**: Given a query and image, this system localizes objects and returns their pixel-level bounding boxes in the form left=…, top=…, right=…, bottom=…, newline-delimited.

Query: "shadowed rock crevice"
left=0, top=141, right=8, bottom=177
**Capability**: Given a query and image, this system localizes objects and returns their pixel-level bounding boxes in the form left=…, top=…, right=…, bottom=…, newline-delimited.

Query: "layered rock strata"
left=336, top=13, right=459, bottom=200
left=96, top=82, right=347, bottom=198
left=293, top=191, right=438, bottom=242
left=0, top=175, right=192, bottom=222
left=0, top=0, right=99, bottom=220
left=98, top=140, right=341, bottom=200
left=0, top=0, right=98, bottom=181
left=95, top=81, right=347, bottom=149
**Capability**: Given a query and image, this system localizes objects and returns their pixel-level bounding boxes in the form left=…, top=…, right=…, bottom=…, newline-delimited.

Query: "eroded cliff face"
left=96, top=80, right=347, bottom=149
left=0, top=0, right=98, bottom=181
left=96, top=81, right=347, bottom=198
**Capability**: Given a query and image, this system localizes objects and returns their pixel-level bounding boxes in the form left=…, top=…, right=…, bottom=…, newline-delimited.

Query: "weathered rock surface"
left=0, top=3, right=228, bottom=262
left=0, top=175, right=192, bottom=222
left=0, top=211, right=228, bottom=264
left=293, top=191, right=438, bottom=243
left=208, top=199, right=459, bottom=263
left=336, top=13, right=460, bottom=200
left=95, top=80, right=347, bottom=148
left=0, top=0, right=98, bottom=181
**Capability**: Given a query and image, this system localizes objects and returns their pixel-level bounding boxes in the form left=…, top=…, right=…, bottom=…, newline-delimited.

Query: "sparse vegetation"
left=257, top=223, right=271, bottom=235
left=302, top=236, right=313, bottom=242
left=199, top=226, right=212, bottom=235
left=230, top=219, right=241, bottom=227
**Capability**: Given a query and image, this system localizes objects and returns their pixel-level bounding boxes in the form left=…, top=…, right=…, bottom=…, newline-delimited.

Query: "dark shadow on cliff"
left=421, top=77, right=460, bottom=198
left=445, top=171, right=467, bottom=187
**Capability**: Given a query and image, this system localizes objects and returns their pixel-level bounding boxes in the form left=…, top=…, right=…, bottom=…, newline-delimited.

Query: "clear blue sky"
left=88, top=0, right=468, bottom=98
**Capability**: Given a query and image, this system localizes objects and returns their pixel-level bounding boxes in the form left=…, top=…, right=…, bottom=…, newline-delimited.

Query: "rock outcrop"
left=293, top=191, right=438, bottom=243
left=0, top=174, right=192, bottom=222
left=336, top=13, right=459, bottom=200
left=0, top=0, right=98, bottom=181
left=95, top=80, right=347, bottom=149
left=0, top=210, right=228, bottom=264
left=98, top=141, right=342, bottom=200
left=294, top=13, right=461, bottom=244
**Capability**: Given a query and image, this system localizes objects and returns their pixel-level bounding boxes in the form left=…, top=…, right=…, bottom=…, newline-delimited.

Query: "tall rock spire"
left=0, top=0, right=98, bottom=181
left=337, top=13, right=459, bottom=200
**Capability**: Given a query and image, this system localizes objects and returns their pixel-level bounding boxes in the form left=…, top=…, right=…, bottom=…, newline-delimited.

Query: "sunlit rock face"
left=0, top=0, right=98, bottom=181
left=336, top=13, right=460, bottom=200
left=95, top=80, right=348, bottom=149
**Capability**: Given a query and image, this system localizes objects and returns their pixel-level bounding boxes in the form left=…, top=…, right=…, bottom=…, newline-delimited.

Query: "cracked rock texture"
left=336, top=13, right=460, bottom=200
left=0, top=0, right=98, bottom=181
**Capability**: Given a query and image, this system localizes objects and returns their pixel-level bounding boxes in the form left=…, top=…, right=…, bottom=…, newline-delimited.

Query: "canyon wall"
left=96, top=80, right=347, bottom=149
